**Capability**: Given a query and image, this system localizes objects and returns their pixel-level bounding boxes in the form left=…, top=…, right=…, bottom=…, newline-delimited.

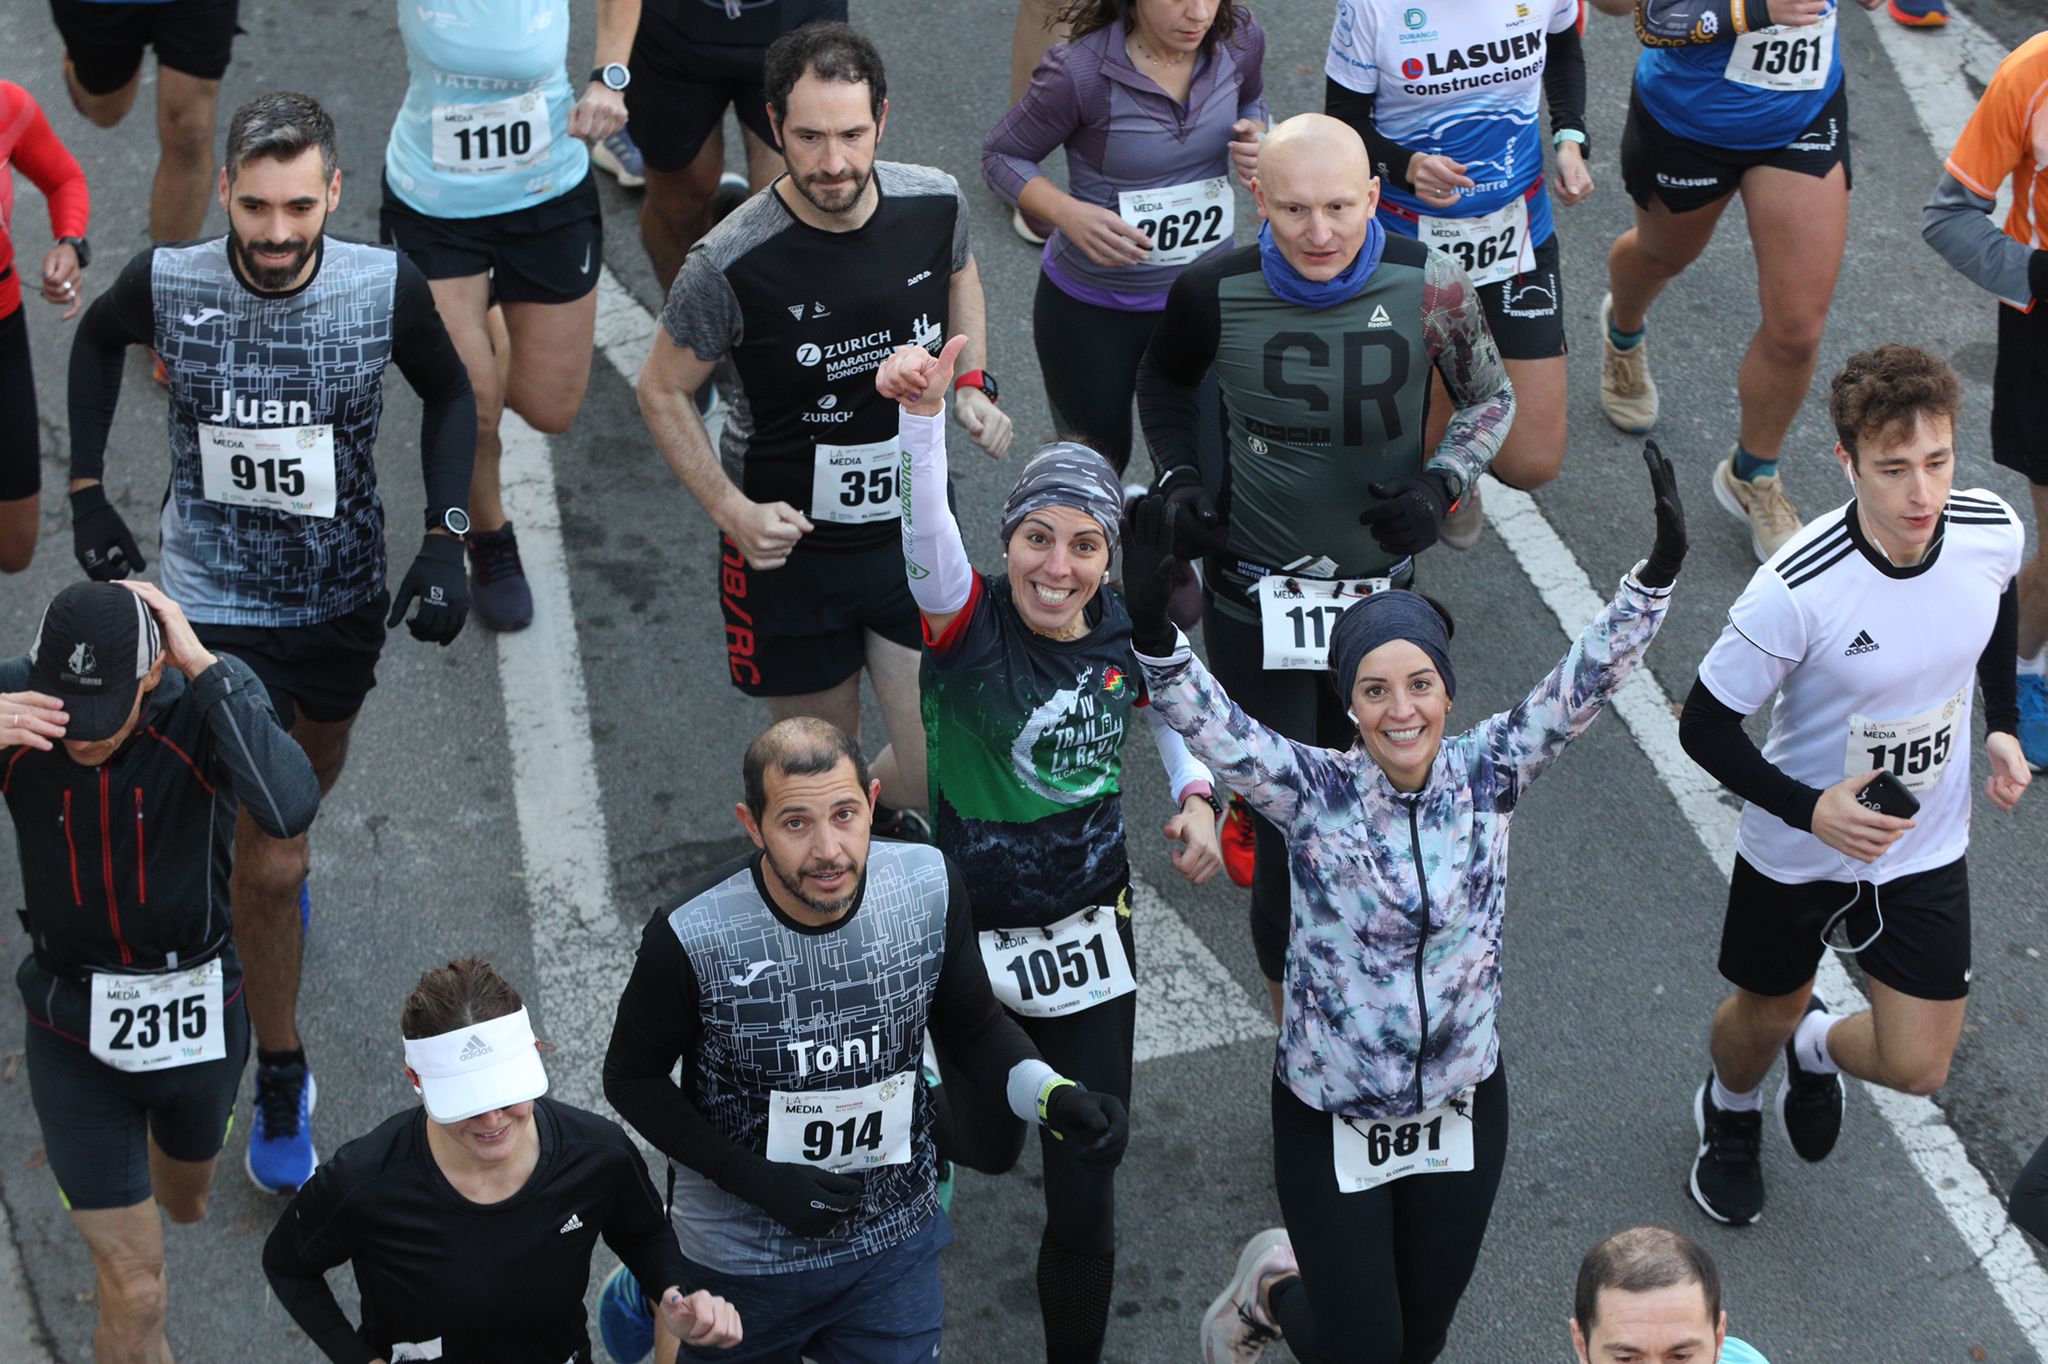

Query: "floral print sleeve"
left=1421, top=249, right=1515, bottom=497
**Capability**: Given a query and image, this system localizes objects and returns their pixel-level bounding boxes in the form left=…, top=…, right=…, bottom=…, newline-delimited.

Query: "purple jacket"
left=982, top=16, right=1268, bottom=311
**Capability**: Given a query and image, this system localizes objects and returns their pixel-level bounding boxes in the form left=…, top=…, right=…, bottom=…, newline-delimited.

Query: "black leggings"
left=1269, top=1068, right=1509, bottom=1364
left=1031, top=272, right=1223, bottom=486
left=0, top=306, right=40, bottom=501
left=1201, top=599, right=1356, bottom=982
left=931, top=912, right=1137, bottom=1363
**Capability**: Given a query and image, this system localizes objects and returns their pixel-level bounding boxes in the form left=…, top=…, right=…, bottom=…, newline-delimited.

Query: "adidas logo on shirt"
left=558, top=1213, right=584, bottom=1234
left=1368, top=304, right=1393, bottom=329
left=457, top=1034, right=493, bottom=1062
left=1844, top=630, right=1880, bottom=656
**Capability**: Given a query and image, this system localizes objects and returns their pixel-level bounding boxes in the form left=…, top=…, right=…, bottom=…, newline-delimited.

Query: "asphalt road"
left=2, top=2, right=2047, bottom=1362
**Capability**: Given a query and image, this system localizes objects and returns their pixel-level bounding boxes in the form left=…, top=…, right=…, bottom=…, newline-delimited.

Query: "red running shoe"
left=1222, top=793, right=1256, bottom=888
left=1887, top=0, right=1947, bottom=26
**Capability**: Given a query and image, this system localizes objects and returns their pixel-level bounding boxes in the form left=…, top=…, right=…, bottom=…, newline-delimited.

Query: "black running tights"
left=1267, top=1068, right=1509, bottom=1364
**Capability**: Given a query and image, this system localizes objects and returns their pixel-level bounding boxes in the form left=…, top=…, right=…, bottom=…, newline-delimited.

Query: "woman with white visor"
left=263, top=957, right=741, bottom=1363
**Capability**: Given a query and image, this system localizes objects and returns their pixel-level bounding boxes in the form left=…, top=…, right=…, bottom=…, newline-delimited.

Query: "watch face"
left=979, top=372, right=999, bottom=404
left=603, top=63, right=630, bottom=90
left=444, top=508, right=472, bottom=536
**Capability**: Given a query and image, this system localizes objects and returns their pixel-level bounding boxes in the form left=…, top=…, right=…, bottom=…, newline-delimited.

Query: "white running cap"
left=402, top=1007, right=549, bottom=1123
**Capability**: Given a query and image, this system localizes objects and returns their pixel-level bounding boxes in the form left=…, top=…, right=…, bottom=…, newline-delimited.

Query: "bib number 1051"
left=1005, top=935, right=1112, bottom=1003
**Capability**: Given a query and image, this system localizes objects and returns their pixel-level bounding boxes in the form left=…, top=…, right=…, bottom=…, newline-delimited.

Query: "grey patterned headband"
left=1000, top=442, right=1125, bottom=560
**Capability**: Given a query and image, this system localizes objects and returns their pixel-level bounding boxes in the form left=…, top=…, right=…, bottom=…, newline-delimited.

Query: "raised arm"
left=877, top=335, right=974, bottom=638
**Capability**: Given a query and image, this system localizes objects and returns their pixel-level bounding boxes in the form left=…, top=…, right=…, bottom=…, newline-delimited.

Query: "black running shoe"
left=1777, top=997, right=1845, bottom=1162
left=1689, top=1076, right=1764, bottom=1225
left=872, top=804, right=933, bottom=843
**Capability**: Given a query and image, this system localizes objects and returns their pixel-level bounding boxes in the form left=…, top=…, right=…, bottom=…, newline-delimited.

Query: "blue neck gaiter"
left=1258, top=216, right=1385, bottom=310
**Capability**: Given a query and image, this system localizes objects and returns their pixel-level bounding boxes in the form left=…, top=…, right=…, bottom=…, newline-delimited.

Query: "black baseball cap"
left=27, top=584, right=163, bottom=742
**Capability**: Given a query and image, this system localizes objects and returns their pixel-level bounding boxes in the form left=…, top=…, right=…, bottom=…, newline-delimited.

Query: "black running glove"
left=1637, top=440, right=1687, bottom=590
left=1042, top=1083, right=1130, bottom=1169
left=70, top=485, right=144, bottom=580
left=387, top=534, right=470, bottom=645
left=735, top=1159, right=864, bottom=1238
left=1359, top=472, right=1454, bottom=558
left=1120, top=494, right=1182, bottom=657
left=1153, top=469, right=1229, bottom=557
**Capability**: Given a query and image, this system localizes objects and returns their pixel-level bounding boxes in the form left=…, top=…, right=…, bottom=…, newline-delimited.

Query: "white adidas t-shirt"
left=1697, top=491, right=2023, bottom=885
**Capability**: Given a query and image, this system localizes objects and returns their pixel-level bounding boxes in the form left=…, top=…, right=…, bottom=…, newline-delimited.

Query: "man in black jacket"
left=0, top=579, right=318, bottom=1364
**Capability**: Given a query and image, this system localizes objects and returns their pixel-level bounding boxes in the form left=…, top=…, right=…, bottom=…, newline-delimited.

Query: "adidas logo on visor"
left=457, top=1034, right=493, bottom=1062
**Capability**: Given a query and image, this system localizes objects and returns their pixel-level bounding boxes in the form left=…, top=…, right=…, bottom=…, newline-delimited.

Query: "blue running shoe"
left=1887, top=0, right=1948, bottom=26
left=247, top=1061, right=318, bottom=1193
left=598, top=1263, right=656, bottom=1363
left=2019, top=673, right=2048, bottom=772
left=591, top=129, right=645, bottom=188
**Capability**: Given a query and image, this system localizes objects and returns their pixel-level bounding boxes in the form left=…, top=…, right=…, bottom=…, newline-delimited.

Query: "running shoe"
left=1887, top=0, right=1948, bottom=26
left=1221, top=793, right=1256, bottom=888
left=694, top=382, right=724, bottom=424
left=299, top=881, right=311, bottom=936
left=711, top=172, right=750, bottom=226
left=150, top=350, right=170, bottom=388
left=1713, top=452, right=1803, bottom=564
left=2018, top=673, right=2048, bottom=772
left=1200, top=1227, right=1294, bottom=1364
left=1013, top=207, right=1052, bottom=245
left=598, top=1263, right=656, bottom=1363
left=1688, top=1076, right=1764, bottom=1226
left=873, top=805, right=934, bottom=843
left=1777, top=997, right=1845, bottom=1163
left=1439, top=480, right=1484, bottom=552
left=247, top=1061, right=318, bottom=1194
left=1598, top=293, right=1658, bottom=434
left=591, top=129, right=645, bottom=188
left=467, top=522, right=533, bottom=632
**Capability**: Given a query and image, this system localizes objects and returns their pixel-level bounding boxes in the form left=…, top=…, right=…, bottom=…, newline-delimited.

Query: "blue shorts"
left=680, top=1211, right=953, bottom=1363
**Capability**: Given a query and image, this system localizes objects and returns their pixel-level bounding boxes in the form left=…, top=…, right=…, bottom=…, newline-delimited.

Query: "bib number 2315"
left=89, top=959, right=225, bottom=1073
left=1330, top=1088, right=1476, bottom=1194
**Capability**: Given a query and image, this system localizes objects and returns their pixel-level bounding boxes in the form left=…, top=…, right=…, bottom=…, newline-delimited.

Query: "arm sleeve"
left=1634, top=0, right=1772, bottom=46
left=1136, top=264, right=1224, bottom=492
left=1139, top=698, right=1214, bottom=804
left=66, top=247, right=158, bottom=484
left=1978, top=580, right=2021, bottom=737
left=1422, top=250, right=1515, bottom=494
left=8, top=93, right=89, bottom=241
left=261, top=1169, right=380, bottom=1364
left=1923, top=171, right=2038, bottom=307
left=1541, top=20, right=1589, bottom=141
left=390, top=258, right=477, bottom=515
left=925, top=856, right=1056, bottom=1125
left=601, top=1134, right=695, bottom=1304
left=1679, top=676, right=1822, bottom=831
left=193, top=655, right=320, bottom=838
left=1324, top=81, right=1421, bottom=193
left=981, top=44, right=1083, bottom=206
left=2014, top=1133, right=2048, bottom=1245
left=900, top=405, right=974, bottom=615
left=601, top=915, right=766, bottom=1195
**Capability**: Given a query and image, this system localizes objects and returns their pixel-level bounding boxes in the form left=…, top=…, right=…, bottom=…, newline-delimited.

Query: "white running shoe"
left=1201, top=1228, right=1294, bottom=1364
left=1599, top=292, right=1659, bottom=434
left=1013, top=207, right=1050, bottom=245
left=1713, top=450, right=1803, bottom=563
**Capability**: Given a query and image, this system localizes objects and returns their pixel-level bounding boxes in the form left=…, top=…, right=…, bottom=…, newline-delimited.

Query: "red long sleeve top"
left=1, top=81, right=90, bottom=319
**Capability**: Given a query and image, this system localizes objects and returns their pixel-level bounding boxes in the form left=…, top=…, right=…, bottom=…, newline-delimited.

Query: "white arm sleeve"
left=901, top=404, right=975, bottom=616
left=1141, top=701, right=1214, bottom=804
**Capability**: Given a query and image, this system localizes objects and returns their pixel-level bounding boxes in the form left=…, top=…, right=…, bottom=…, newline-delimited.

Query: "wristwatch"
left=591, top=64, right=630, bottom=91
left=1433, top=467, right=1467, bottom=510
left=952, top=369, right=999, bottom=404
left=427, top=507, right=472, bottom=536
left=57, top=236, right=90, bottom=269
left=1553, top=128, right=1589, bottom=159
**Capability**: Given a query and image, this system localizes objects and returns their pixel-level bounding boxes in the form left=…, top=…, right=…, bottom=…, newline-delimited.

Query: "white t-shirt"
left=1697, top=491, right=2023, bottom=885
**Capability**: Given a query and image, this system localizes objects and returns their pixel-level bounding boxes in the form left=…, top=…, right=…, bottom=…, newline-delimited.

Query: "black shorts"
left=0, top=307, right=38, bottom=501
left=1478, top=232, right=1565, bottom=361
left=23, top=979, right=249, bottom=1211
left=1992, top=300, right=2048, bottom=486
left=50, top=0, right=240, bottom=93
left=626, top=36, right=779, bottom=173
left=1621, top=81, right=1851, bottom=215
left=717, top=536, right=920, bottom=698
left=1718, top=854, right=1971, bottom=1002
left=194, top=591, right=388, bottom=727
left=380, top=171, right=602, bottom=307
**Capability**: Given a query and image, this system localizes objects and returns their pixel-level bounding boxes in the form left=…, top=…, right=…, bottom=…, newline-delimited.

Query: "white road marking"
left=1130, top=879, right=1274, bottom=1064
left=1862, top=3, right=2017, bottom=220
left=1485, top=473, right=2048, bottom=1353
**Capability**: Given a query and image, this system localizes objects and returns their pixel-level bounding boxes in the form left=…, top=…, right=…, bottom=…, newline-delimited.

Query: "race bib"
left=1118, top=176, right=1233, bottom=268
left=810, top=437, right=900, bottom=525
left=198, top=423, right=337, bottom=518
left=1417, top=198, right=1536, bottom=289
left=89, top=959, right=225, bottom=1074
left=1331, top=1088, right=1476, bottom=1194
left=431, top=91, right=552, bottom=173
left=1724, top=12, right=1835, bottom=92
left=1846, top=684, right=1966, bottom=796
left=765, top=1069, right=915, bottom=1172
left=979, top=905, right=1136, bottom=1019
left=1255, top=574, right=1391, bottom=671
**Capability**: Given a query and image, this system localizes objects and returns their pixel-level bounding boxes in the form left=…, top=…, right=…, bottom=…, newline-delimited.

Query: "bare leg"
left=145, top=1135, right=220, bottom=1226
left=764, top=672, right=864, bottom=742
left=1733, top=163, right=1849, bottom=460
left=71, top=1202, right=175, bottom=1364
left=1819, top=980, right=1967, bottom=1096
left=0, top=494, right=38, bottom=573
left=63, top=59, right=142, bottom=128
left=499, top=291, right=599, bottom=436
left=640, top=135, right=726, bottom=296
left=1011, top=0, right=1069, bottom=103
left=423, top=275, right=504, bottom=529
left=862, top=630, right=928, bottom=813
left=1605, top=193, right=1731, bottom=335
left=1707, top=983, right=1813, bottom=1094
left=151, top=67, right=223, bottom=242
left=741, top=123, right=781, bottom=193
left=1420, top=354, right=1567, bottom=491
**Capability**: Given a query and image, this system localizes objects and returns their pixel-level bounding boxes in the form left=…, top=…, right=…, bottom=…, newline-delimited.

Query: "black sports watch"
left=427, top=507, right=472, bottom=536
left=591, top=64, right=630, bottom=91
left=952, top=369, right=999, bottom=405
left=58, top=236, right=90, bottom=270
left=1433, top=467, right=1467, bottom=509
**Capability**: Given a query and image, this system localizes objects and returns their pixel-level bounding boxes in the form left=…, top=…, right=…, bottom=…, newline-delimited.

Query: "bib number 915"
left=228, top=454, right=305, bottom=498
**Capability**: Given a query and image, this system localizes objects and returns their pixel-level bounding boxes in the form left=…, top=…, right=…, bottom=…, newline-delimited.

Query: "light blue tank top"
left=384, top=0, right=587, bottom=219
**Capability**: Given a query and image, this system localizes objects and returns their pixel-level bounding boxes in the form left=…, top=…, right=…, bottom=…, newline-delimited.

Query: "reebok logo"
left=456, top=1034, right=493, bottom=1061
left=558, top=1213, right=584, bottom=1234
left=730, top=960, right=777, bottom=987
left=1367, top=304, right=1392, bottom=329
left=1845, top=630, right=1880, bottom=656
left=181, top=307, right=228, bottom=327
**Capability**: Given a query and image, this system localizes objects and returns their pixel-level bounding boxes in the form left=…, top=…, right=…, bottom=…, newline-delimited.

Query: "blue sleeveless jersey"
left=1635, top=2, right=1842, bottom=151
